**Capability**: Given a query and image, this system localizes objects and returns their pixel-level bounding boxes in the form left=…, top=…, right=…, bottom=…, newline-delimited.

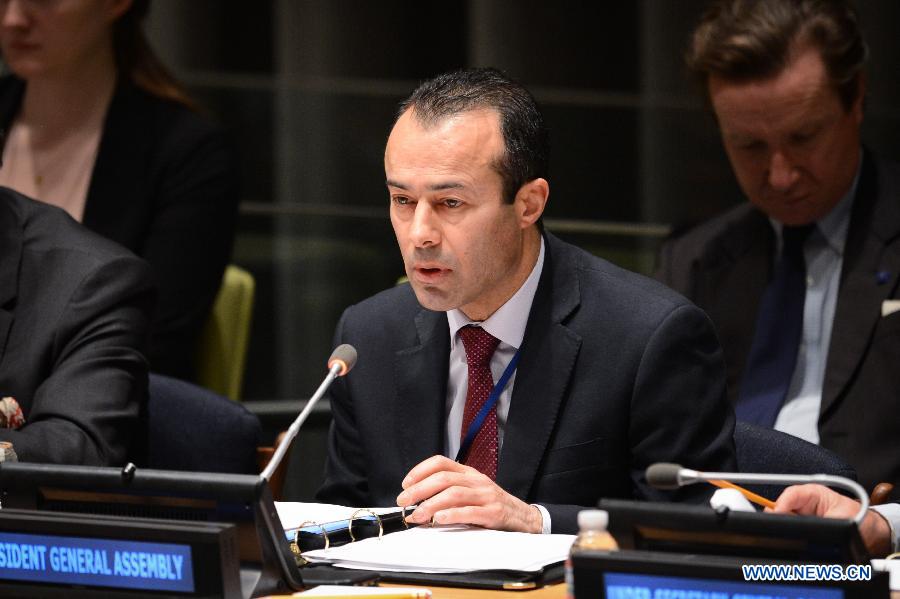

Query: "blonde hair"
left=688, top=0, right=868, bottom=110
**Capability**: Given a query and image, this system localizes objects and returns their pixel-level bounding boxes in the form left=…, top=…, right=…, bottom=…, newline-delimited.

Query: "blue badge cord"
left=455, top=349, right=521, bottom=464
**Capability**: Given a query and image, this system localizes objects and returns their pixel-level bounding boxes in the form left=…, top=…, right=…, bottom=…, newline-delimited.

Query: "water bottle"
left=0, top=442, right=16, bottom=509
left=0, top=441, right=16, bottom=463
left=566, top=509, right=617, bottom=599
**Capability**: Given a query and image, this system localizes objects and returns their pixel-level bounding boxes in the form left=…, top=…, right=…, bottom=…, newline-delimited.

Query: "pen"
left=708, top=478, right=776, bottom=509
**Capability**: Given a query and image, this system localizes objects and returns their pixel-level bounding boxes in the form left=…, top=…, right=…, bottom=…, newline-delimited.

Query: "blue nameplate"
left=0, top=530, right=194, bottom=593
left=604, top=571, right=844, bottom=599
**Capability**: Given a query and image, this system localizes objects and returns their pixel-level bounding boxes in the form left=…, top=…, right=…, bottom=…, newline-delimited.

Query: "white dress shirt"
left=872, top=503, right=900, bottom=552
left=772, top=160, right=860, bottom=443
left=871, top=503, right=900, bottom=554
left=444, top=238, right=548, bottom=532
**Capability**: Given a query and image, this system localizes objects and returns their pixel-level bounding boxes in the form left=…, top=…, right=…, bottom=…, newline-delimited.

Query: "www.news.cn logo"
left=742, top=564, right=872, bottom=582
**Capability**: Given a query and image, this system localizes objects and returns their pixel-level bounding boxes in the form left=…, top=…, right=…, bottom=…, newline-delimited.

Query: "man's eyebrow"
left=428, top=182, right=465, bottom=191
left=385, top=179, right=466, bottom=191
left=723, top=130, right=756, bottom=142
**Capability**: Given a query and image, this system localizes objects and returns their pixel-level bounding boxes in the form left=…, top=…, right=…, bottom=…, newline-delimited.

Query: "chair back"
left=734, top=421, right=857, bottom=501
left=146, top=373, right=261, bottom=474
left=196, top=265, right=255, bottom=400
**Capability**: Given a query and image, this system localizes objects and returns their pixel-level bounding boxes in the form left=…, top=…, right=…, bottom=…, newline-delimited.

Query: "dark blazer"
left=0, top=188, right=154, bottom=465
left=317, top=233, right=737, bottom=533
left=656, top=154, right=900, bottom=498
left=0, top=76, right=239, bottom=380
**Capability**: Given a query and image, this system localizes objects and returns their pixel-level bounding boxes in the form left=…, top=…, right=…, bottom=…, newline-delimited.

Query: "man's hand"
left=395, top=455, right=543, bottom=533
left=772, top=484, right=891, bottom=557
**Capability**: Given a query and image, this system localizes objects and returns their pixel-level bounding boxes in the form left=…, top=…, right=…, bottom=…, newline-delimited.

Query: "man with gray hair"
left=656, top=0, right=900, bottom=499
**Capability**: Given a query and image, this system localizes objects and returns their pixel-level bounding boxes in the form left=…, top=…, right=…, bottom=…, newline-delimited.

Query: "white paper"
left=882, top=299, right=900, bottom=318
left=275, top=502, right=401, bottom=530
left=709, top=488, right=756, bottom=512
left=871, top=559, right=900, bottom=591
left=302, top=524, right=575, bottom=574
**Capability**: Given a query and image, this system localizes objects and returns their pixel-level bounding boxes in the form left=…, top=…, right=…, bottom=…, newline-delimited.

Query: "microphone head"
left=328, top=344, right=358, bottom=376
left=646, top=462, right=684, bottom=490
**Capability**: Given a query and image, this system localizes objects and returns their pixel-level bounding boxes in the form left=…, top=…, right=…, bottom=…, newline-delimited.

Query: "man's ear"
left=515, top=178, right=549, bottom=228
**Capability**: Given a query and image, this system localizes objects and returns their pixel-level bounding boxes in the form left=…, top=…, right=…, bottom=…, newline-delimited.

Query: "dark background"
left=145, top=1, right=900, bottom=497
left=147, top=0, right=900, bottom=400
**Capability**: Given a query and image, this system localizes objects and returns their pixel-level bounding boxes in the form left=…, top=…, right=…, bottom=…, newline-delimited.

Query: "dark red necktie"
left=458, top=325, right=501, bottom=480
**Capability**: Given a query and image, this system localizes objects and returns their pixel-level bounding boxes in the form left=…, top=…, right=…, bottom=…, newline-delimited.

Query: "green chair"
left=196, top=265, right=255, bottom=400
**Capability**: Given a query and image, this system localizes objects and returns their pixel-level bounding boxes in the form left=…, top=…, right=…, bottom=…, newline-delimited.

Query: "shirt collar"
left=447, top=236, right=545, bottom=350
left=770, top=151, right=861, bottom=255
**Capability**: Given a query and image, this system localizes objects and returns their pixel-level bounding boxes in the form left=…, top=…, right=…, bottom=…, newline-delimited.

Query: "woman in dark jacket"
left=0, top=0, right=239, bottom=381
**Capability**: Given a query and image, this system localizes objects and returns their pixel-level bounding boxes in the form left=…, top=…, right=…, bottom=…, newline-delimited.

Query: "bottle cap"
left=577, top=509, right=609, bottom=531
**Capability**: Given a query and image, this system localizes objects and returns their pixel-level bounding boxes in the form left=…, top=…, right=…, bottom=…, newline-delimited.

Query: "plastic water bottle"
left=565, top=509, right=617, bottom=599
left=0, top=442, right=16, bottom=509
left=0, top=441, right=16, bottom=463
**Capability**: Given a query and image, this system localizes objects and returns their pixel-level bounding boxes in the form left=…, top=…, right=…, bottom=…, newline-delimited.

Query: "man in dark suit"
left=317, top=68, right=736, bottom=534
left=656, top=0, right=900, bottom=496
left=0, top=188, right=154, bottom=464
left=0, top=76, right=238, bottom=383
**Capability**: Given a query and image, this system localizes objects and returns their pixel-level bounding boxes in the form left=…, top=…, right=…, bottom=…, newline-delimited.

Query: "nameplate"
left=0, top=509, right=240, bottom=597
left=0, top=530, right=194, bottom=592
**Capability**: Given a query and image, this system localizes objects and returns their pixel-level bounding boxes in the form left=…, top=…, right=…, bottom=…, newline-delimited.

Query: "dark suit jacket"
left=0, top=188, right=154, bottom=465
left=317, top=233, right=737, bottom=533
left=656, top=154, right=900, bottom=497
left=0, top=76, right=239, bottom=380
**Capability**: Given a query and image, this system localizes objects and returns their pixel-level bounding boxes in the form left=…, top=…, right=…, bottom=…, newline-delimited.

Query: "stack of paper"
left=275, top=502, right=400, bottom=530
left=872, top=560, right=900, bottom=592
left=302, top=524, right=575, bottom=574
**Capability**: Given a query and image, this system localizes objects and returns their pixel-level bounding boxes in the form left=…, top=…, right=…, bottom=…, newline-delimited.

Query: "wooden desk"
left=381, top=582, right=564, bottom=598
left=384, top=581, right=900, bottom=598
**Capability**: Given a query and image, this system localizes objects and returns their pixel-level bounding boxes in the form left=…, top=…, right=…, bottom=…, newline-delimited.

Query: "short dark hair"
left=687, top=0, right=868, bottom=110
left=396, top=67, right=549, bottom=204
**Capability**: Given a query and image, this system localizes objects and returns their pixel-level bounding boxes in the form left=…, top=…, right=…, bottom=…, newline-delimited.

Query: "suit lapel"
left=0, top=77, right=24, bottom=152
left=0, top=194, right=23, bottom=363
left=82, top=82, right=148, bottom=240
left=497, top=234, right=582, bottom=499
left=696, top=211, right=773, bottom=403
left=822, top=155, right=900, bottom=414
left=393, top=307, right=449, bottom=476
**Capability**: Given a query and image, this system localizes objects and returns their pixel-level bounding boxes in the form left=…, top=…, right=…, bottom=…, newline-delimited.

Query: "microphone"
left=260, top=344, right=358, bottom=482
left=327, top=344, right=357, bottom=377
left=645, top=462, right=870, bottom=525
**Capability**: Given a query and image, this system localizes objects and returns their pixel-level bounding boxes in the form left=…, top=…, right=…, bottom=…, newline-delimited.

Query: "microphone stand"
left=260, top=361, right=343, bottom=482
left=677, top=468, right=870, bottom=525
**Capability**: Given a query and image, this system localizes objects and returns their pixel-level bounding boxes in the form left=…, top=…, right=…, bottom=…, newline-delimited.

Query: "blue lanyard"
left=455, top=348, right=521, bottom=464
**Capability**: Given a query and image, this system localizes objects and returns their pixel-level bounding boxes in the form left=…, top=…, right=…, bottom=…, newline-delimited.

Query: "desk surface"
left=381, top=582, right=564, bottom=598
left=383, top=582, right=900, bottom=598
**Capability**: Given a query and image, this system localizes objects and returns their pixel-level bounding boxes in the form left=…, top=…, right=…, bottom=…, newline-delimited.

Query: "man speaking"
left=317, top=68, right=735, bottom=534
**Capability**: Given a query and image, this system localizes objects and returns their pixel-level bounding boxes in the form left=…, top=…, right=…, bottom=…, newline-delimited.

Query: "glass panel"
left=148, top=0, right=275, bottom=74
left=191, top=86, right=276, bottom=206
left=234, top=212, right=400, bottom=399
left=137, top=0, right=900, bottom=404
